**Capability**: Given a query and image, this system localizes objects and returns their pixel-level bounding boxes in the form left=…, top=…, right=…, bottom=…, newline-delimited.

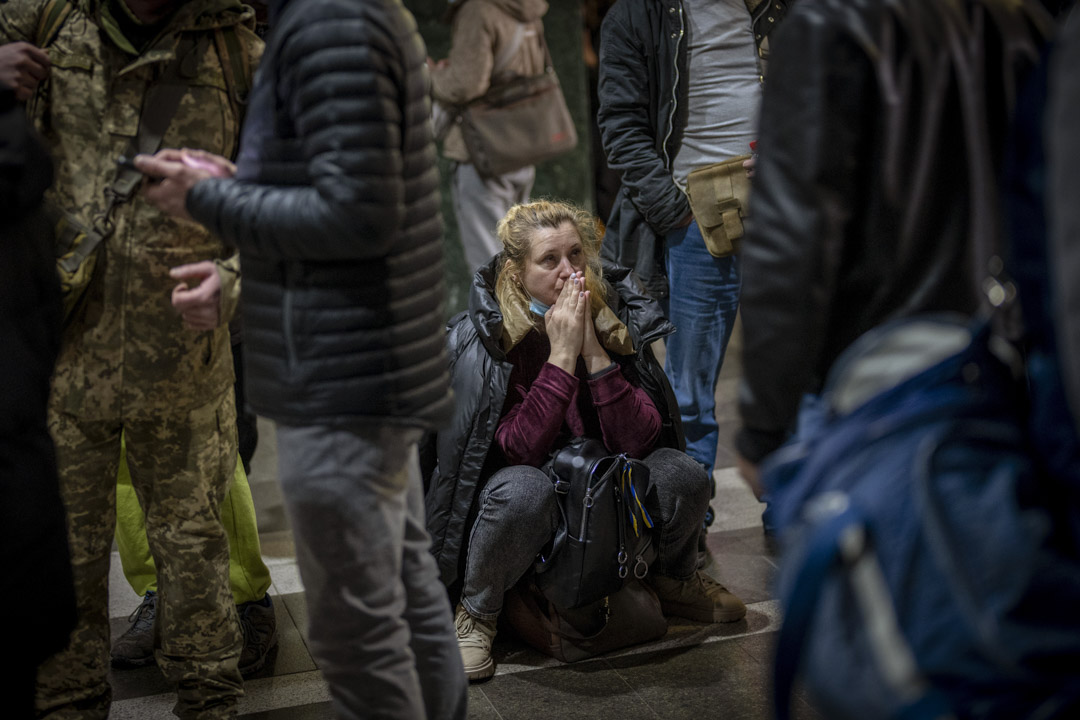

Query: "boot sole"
left=660, top=600, right=746, bottom=624
left=110, top=654, right=157, bottom=669
left=464, top=656, right=495, bottom=683
left=239, top=632, right=279, bottom=677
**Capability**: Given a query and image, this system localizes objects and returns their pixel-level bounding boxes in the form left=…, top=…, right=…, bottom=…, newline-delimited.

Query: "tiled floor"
left=104, top=324, right=818, bottom=719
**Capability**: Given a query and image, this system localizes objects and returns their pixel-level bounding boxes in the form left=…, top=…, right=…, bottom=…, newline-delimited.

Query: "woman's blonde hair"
left=494, top=200, right=608, bottom=347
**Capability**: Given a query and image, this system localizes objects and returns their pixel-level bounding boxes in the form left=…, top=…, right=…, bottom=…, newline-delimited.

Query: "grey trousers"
left=461, top=447, right=711, bottom=619
left=275, top=423, right=467, bottom=720
left=451, top=162, right=535, bottom=271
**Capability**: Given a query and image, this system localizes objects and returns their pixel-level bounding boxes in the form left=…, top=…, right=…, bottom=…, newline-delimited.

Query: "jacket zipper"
left=282, top=266, right=299, bottom=373
left=660, top=2, right=684, bottom=175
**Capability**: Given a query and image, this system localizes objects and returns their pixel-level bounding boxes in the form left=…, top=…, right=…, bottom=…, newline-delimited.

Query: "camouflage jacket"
left=0, top=0, right=262, bottom=420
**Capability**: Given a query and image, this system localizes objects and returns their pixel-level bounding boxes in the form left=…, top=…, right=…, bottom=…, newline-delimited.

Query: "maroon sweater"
left=495, top=331, right=662, bottom=467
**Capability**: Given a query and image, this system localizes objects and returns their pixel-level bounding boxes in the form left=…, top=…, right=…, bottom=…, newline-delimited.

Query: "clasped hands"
left=545, top=271, right=611, bottom=376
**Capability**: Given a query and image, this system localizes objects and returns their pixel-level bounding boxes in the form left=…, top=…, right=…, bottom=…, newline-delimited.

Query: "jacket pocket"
left=43, top=53, right=100, bottom=137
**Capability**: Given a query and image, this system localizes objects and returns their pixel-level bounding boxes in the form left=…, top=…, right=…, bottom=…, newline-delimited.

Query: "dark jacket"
left=1049, top=13, right=1080, bottom=433
left=596, top=0, right=790, bottom=300
left=0, top=87, right=76, bottom=672
left=188, top=0, right=452, bottom=428
left=735, top=0, right=1051, bottom=463
left=422, top=257, right=682, bottom=594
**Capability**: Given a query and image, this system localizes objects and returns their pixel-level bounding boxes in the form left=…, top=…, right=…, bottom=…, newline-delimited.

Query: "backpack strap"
left=57, top=32, right=209, bottom=274
left=35, top=0, right=73, bottom=48
left=213, top=25, right=252, bottom=131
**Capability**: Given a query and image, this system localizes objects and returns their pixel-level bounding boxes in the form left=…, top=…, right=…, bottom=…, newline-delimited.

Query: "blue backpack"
left=766, top=20, right=1080, bottom=720
left=766, top=313, right=1080, bottom=720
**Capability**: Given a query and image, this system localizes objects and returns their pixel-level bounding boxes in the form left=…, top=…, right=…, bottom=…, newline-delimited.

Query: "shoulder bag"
left=503, top=577, right=667, bottom=663
left=533, top=437, right=656, bottom=609
left=454, top=21, right=577, bottom=178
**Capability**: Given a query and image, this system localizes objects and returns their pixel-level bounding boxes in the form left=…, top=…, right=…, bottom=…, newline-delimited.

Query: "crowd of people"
left=1, top=0, right=1077, bottom=719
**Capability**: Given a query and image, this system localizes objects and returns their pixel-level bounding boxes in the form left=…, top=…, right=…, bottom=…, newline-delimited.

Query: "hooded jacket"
left=431, top=0, right=549, bottom=163
left=422, top=257, right=683, bottom=594
left=188, top=0, right=453, bottom=428
left=735, top=0, right=1052, bottom=463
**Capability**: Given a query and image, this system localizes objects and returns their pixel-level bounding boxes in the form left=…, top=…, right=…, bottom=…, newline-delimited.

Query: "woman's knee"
left=479, top=465, right=557, bottom=518
left=645, top=448, right=712, bottom=506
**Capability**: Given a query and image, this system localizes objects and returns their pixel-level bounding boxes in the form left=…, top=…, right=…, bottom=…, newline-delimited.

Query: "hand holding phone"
left=116, top=154, right=145, bottom=174
left=180, top=153, right=230, bottom=177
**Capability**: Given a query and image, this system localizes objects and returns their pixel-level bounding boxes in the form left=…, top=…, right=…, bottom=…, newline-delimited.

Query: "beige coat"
left=430, top=0, right=549, bottom=162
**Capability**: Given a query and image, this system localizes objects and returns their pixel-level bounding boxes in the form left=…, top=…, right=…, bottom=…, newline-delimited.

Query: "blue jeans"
left=663, top=220, right=742, bottom=477
left=275, top=424, right=467, bottom=720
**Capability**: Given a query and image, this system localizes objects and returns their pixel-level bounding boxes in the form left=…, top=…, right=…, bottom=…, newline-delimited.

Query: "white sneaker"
left=454, top=603, right=497, bottom=682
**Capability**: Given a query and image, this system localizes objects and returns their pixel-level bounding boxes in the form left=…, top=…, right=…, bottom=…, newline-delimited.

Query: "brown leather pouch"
left=686, top=154, right=753, bottom=257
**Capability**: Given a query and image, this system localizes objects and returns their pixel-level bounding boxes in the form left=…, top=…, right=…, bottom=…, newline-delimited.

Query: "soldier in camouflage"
left=0, top=0, right=262, bottom=717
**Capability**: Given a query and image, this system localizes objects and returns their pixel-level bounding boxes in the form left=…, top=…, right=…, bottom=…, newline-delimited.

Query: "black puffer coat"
left=736, top=0, right=1051, bottom=462
left=422, top=257, right=683, bottom=594
left=188, top=0, right=452, bottom=428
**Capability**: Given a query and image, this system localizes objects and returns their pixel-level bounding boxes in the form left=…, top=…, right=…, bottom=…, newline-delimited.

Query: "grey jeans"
left=461, top=447, right=711, bottom=619
left=276, top=423, right=467, bottom=720
left=451, top=162, right=535, bottom=271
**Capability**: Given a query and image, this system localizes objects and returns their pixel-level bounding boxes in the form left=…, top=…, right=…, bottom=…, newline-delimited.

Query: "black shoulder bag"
left=533, top=438, right=656, bottom=609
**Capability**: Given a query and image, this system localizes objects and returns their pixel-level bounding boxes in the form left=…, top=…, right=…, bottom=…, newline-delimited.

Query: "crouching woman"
left=423, top=200, right=746, bottom=682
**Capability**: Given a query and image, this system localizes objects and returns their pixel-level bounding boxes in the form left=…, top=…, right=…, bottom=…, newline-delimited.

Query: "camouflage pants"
left=36, top=391, right=243, bottom=719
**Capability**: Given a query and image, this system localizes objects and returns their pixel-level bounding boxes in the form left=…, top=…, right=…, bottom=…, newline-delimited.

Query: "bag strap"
left=58, top=32, right=209, bottom=272
left=35, top=0, right=73, bottom=47
left=488, top=19, right=555, bottom=89
left=528, top=583, right=612, bottom=643
left=491, top=22, right=527, bottom=79
left=773, top=502, right=954, bottom=720
left=213, top=25, right=252, bottom=132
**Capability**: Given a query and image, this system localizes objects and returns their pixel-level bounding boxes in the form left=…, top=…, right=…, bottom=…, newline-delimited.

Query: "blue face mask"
left=529, top=297, right=551, bottom=317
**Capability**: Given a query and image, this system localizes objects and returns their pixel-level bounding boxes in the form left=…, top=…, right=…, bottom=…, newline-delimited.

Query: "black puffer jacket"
left=188, top=0, right=452, bottom=427
left=735, top=0, right=1051, bottom=463
left=422, top=257, right=682, bottom=594
left=596, top=0, right=790, bottom=300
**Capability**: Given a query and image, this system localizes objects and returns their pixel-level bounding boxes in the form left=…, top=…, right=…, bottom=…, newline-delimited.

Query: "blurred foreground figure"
left=0, top=85, right=75, bottom=720
left=736, top=2, right=1080, bottom=719
left=1049, top=10, right=1080, bottom=431
left=138, top=1, right=468, bottom=718
left=735, top=0, right=1052, bottom=475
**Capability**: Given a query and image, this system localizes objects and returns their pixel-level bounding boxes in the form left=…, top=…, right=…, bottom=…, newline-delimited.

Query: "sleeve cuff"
left=214, top=254, right=241, bottom=327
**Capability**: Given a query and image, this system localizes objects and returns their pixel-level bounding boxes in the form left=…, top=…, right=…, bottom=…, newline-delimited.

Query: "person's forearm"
left=496, top=363, right=577, bottom=466
left=590, top=368, right=661, bottom=457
